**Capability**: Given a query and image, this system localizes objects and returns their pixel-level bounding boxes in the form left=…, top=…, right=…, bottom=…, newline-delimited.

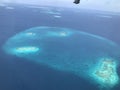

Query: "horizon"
left=0, top=0, right=120, bottom=13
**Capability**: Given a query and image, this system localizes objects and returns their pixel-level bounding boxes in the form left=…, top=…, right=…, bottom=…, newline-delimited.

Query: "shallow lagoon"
left=3, top=26, right=120, bottom=89
left=1, top=3, right=120, bottom=90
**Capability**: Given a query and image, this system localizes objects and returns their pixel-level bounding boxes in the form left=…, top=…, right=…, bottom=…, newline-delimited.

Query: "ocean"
left=0, top=3, right=120, bottom=90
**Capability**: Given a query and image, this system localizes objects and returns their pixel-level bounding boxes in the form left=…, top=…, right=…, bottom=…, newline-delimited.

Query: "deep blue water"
left=0, top=3, right=120, bottom=90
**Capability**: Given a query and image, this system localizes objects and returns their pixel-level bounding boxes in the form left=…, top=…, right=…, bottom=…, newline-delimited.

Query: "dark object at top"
left=73, top=0, right=80, bottom=4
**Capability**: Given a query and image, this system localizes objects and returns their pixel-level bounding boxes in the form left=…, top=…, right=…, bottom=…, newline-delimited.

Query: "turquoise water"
left=3, top=26, right=120, bottom=89
left=1, top=3, right=120, bottom=90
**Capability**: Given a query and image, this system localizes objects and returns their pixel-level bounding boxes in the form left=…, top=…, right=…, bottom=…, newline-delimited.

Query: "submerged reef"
left=92, top=58, right=119, bottom=88
left=3, top=26, right=120, bottom=89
